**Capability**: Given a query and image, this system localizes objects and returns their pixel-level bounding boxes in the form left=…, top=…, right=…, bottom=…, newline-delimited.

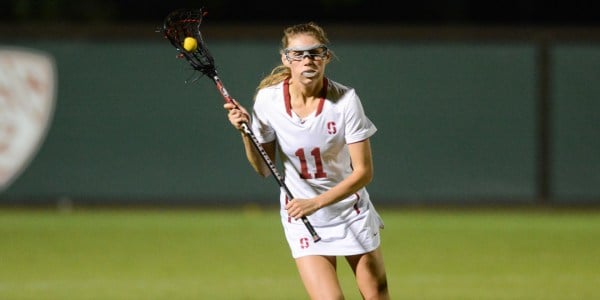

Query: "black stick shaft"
left=212, top=75, right=321, bottom=242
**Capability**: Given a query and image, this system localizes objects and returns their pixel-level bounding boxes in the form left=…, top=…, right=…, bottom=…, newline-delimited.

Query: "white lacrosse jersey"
left=251, top=78, right=383, bottom=257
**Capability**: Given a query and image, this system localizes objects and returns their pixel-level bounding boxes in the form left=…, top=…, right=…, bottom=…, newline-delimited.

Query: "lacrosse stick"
left=159, top=8, right=321, bottom=242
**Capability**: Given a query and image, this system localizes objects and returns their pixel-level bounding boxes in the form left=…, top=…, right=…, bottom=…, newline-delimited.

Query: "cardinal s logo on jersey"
left=326, top=121, right=337, bottom=134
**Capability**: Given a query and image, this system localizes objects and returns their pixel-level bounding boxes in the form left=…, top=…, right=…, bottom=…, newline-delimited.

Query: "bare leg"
left=295, top=255, right=345, bottom=300
left=345, top=247, right=390, bottom=300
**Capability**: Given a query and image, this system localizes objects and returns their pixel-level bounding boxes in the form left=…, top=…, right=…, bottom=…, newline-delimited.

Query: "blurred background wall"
left=1, top=0, right=599, bottom=206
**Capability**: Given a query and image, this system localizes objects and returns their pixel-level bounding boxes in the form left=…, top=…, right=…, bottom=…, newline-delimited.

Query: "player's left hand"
left=285, top=198, right=320, bottom=219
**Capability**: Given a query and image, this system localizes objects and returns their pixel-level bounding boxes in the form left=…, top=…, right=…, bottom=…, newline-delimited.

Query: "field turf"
left=0, top=206, right=598, bottom=299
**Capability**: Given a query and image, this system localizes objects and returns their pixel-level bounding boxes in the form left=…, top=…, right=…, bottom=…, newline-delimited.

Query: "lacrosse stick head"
left=160, top=8, right=217, bottom=77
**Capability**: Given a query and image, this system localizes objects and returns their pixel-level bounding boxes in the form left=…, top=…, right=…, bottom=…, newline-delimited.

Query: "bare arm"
left=240, top=133, right=275, bottom=177
left=224, top=101, right=274, bottom=177
left=285, top=139, right=374, bottom=219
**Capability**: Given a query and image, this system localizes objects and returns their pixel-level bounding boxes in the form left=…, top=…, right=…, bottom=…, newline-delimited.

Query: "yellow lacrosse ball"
left=183, top=37, right=198, bottom=52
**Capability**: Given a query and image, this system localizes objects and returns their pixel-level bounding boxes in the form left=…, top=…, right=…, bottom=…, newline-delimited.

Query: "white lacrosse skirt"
left=282, top=203, right=384, bottom=259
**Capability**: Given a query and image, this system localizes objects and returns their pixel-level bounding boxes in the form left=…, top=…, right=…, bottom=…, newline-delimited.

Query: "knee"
left=377, top=277, right=389, bottom=295
left=362, top=277, right=389, bottom=300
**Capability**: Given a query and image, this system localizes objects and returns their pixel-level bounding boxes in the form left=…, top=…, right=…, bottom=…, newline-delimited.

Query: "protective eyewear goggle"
left=284, top=45, right=329, bottom=62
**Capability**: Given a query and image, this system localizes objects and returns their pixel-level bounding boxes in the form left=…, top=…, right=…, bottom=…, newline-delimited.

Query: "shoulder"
left=255, top=82, right=284, bottom=108
left=325, top=79, right=360, bottom=110
left=326, top=79, right=353, bottom=95
left=326, top=79, right=358, bottom=102
left=256, top=82, right=283, bottom=98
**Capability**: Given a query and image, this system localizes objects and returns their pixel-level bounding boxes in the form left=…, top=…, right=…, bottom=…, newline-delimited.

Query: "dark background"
left=1, top=0, right=600, bottom=26
left=1, top=1, right=599, bottom=206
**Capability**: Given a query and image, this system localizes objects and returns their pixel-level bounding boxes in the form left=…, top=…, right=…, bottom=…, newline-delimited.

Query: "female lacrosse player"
left=224, top=22, right=390, bottom=299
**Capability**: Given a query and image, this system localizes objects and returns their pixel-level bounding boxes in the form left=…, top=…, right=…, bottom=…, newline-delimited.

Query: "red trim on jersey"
left=285, top=193, right=292, bottom=223
left=353, top=192, right=361, bottom=214
left=316, top=78, right=328, bottom=117
left=283, top=77, right=329, bottom=117
left=284, top=78, right=293, bottom=116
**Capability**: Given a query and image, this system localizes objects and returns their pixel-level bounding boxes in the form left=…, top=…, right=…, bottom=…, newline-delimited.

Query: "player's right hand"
left=224, top=99, right=250, bottom=130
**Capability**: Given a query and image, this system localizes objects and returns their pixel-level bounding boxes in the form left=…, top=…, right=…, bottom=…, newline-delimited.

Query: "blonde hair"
left=256, top=22, right=331, bottom=92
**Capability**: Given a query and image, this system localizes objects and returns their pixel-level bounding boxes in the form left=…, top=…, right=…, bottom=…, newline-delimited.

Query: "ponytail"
left=256, top=64, right=290, bottom=93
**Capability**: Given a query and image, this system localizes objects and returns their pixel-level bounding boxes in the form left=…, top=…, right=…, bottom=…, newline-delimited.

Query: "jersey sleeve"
left=343, top=89, right=377, bottom=144
left=250, top=89, right=276, bottom=144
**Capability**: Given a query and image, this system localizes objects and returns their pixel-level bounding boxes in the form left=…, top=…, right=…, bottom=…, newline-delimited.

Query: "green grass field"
left=1, top=207, right=599, bottom=299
